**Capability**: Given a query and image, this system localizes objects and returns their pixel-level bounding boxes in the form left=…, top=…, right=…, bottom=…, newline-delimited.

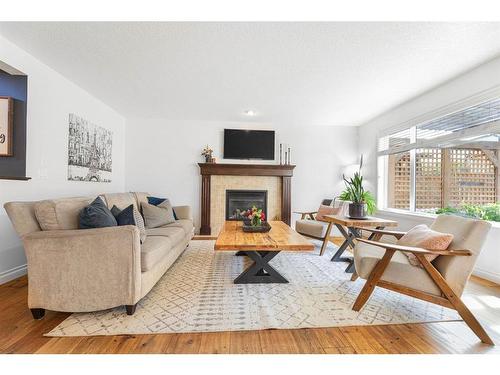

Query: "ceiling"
left=1, top=22, right=500, bottom=126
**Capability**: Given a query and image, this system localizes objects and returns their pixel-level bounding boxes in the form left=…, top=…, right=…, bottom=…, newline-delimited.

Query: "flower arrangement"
left=201, top=145, right=214, bottom=163
left=243, top=206, right=266, bottom=227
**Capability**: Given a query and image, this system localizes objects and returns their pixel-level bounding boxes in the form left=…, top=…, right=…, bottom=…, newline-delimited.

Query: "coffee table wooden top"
left=214, top=221, right=315, bottom=252
left=322, top=214, right=398, bottom=227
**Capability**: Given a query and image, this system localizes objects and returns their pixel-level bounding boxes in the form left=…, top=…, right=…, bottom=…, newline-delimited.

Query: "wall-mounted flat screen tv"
left=223, top=129, right=275, bottom=160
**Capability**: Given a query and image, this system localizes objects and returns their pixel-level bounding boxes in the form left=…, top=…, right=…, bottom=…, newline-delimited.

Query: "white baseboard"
left=473, top=267, right=500, bottom=285
left=0, top=264, right=27, bottom=285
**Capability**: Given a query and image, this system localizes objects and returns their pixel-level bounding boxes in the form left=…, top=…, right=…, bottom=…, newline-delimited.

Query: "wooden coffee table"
left=214, top=221, right=314, bottom=284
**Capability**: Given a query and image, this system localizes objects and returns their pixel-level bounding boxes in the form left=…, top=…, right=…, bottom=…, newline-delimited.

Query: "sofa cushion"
left=147, top=196, right=178, bottom=220
left=295, top=219, right=328, bottom=238
left=79, top=197, right=118, bottom=229
left=140, top=236, right=172, bottom=272
left=141, top=202, right=176, bottom=228
left=101, top=193, right=138, bottom=210
left=354, top=240, right=442, bottom=296
left=133, top=192, right=150, bottom=209
left=164, top=219, right=193, bottom=235
left=172, top=205, right=192, bottom=220
left=35, top=197, right=93, bottom=230
left=146, top=226, right=185, bottom=245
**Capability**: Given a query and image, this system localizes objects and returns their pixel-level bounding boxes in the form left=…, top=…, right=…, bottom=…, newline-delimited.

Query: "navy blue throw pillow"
left=111, top=204, right=136, bottom=226
left=147, top=196, right=178, bottom=220
left=79, top=197, right=117, bottom=229
left=147, top=196, right=166, bottom=206
left=111, top=204, right=147, bottom=244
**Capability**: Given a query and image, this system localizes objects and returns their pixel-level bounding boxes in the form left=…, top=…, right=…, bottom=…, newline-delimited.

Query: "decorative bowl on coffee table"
left=242, top=221, right=272, bottom=233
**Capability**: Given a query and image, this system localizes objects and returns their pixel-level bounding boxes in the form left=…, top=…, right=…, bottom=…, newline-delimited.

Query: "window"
left=378, top=96, right=500, bottom=222
left=415, top=148, right=442, bottom=212
left=387, top=151, right=411, bottom=210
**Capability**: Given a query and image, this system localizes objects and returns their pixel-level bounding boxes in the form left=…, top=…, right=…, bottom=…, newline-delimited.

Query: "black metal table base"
left=330, top=225, right=385, bottom=274
left=234, top=251, right=288, bottom=284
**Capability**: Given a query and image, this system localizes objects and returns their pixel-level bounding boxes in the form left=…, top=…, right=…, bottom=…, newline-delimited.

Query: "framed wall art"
left=67, top=113, right=113, bottom=183
left=0, top=96, right=13, bottom=157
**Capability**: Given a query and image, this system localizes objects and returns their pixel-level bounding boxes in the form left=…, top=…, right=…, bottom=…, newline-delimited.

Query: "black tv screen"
left=224, top=129, right=275, bottom=160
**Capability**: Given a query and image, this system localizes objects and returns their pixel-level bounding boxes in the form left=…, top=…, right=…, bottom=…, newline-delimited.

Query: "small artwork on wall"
left=67, top=113, right=113, bottom=182
left=0, top=96, right=13, bottom=157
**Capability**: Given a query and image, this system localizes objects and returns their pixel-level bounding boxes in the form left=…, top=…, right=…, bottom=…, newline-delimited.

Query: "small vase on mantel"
left=201, top=145, right=214, bottom=163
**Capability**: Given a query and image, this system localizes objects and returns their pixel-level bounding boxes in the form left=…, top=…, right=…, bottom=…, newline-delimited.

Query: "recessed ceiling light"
left=243, top=110, right=257, bottom=117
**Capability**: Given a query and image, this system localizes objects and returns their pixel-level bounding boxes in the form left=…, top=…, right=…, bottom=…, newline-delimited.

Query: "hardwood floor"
left=1, top=262, right=500, bottom=353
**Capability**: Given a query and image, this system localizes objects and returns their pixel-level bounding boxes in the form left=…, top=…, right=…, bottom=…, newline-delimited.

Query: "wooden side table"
left=322, top=214, right=398, bottom=273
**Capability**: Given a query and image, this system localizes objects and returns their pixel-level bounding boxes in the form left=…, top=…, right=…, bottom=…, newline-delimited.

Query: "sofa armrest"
left=173, top=205, right=193, bottom=220
left=22, top=226, right=142, bottom=312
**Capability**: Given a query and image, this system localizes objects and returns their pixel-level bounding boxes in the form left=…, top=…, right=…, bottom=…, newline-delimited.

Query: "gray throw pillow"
left=141, top=202, right=176, bottom=229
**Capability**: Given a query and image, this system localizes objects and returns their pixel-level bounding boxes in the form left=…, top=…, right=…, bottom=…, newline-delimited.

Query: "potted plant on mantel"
left=339, top=157, right=376, bottom=219
left=201, top=145, right=214, bottom=163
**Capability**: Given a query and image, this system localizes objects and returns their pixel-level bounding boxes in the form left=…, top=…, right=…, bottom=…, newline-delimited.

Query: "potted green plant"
left=339, top=157, right=376, bottom=218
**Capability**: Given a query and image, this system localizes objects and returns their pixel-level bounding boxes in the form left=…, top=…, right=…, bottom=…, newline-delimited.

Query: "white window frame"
left=377, top=86, right=500, bottom=216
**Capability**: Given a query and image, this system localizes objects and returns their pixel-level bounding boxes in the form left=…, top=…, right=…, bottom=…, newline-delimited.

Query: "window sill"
left=377, top=208, right=500, bottom=229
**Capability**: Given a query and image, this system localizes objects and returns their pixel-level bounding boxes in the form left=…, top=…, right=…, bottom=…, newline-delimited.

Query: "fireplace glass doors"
left=225, top=190, right=268, bottom=220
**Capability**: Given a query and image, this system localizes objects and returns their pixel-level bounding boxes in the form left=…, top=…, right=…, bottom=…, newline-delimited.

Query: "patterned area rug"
left=46, top=240, right=460, bottom=336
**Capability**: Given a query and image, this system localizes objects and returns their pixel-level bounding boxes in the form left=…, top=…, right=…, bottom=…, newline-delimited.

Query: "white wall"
left=125, top=119, right=358, bottom=231
left=359, top=55, right=500, bottom=284
left=0, top=35, right=127, bottom=284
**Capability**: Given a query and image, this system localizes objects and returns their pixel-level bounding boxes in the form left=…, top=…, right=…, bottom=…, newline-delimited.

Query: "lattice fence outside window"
left=416, top=148, right=442, bottom=212
left=388, top=152, right=411, bottom=210
left=388, top=148, right=497, bottom=212
left=448, top=149, right=496, bottom=207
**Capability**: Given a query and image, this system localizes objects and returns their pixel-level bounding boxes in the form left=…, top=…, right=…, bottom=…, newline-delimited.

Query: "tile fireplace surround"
left=198, top=163, right=295, bottom=235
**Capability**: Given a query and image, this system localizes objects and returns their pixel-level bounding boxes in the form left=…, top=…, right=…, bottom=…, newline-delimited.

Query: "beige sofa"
left=4, top=192, right=194, bottom=319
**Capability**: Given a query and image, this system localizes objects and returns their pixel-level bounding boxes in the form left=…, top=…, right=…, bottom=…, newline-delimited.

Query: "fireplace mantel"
left=198, top=163, right=296, bottom=235
left=198, top=163, right=295, bottom=177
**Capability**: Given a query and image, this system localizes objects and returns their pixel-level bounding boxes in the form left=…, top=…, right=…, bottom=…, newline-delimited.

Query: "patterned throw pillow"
left=79, top=197, right=117, bottom=229
left=315, top=204, right=341, bottom=221
left=397, top=224, right=454, bottom=267
left=141, top=202, right=176, bottom=229
left=111, top=204, right=147, bottom=243
left=147, top=196, right=178, bottom=220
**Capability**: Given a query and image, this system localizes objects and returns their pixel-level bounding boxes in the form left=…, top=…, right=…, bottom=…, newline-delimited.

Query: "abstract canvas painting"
left=67, top=113, right=112, bottom=182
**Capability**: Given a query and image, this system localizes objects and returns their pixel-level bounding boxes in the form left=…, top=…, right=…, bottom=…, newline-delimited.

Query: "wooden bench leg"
left=352, top=249, right=395, bottom=311
left=415, top=254, right=494, bottom=345
left=319, top=222, right=333, bottom=256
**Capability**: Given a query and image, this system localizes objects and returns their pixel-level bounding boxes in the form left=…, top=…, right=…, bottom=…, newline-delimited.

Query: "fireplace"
left=225, top=190, right=268, bottom=220
left=199, top=163, right=295, bottom=235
